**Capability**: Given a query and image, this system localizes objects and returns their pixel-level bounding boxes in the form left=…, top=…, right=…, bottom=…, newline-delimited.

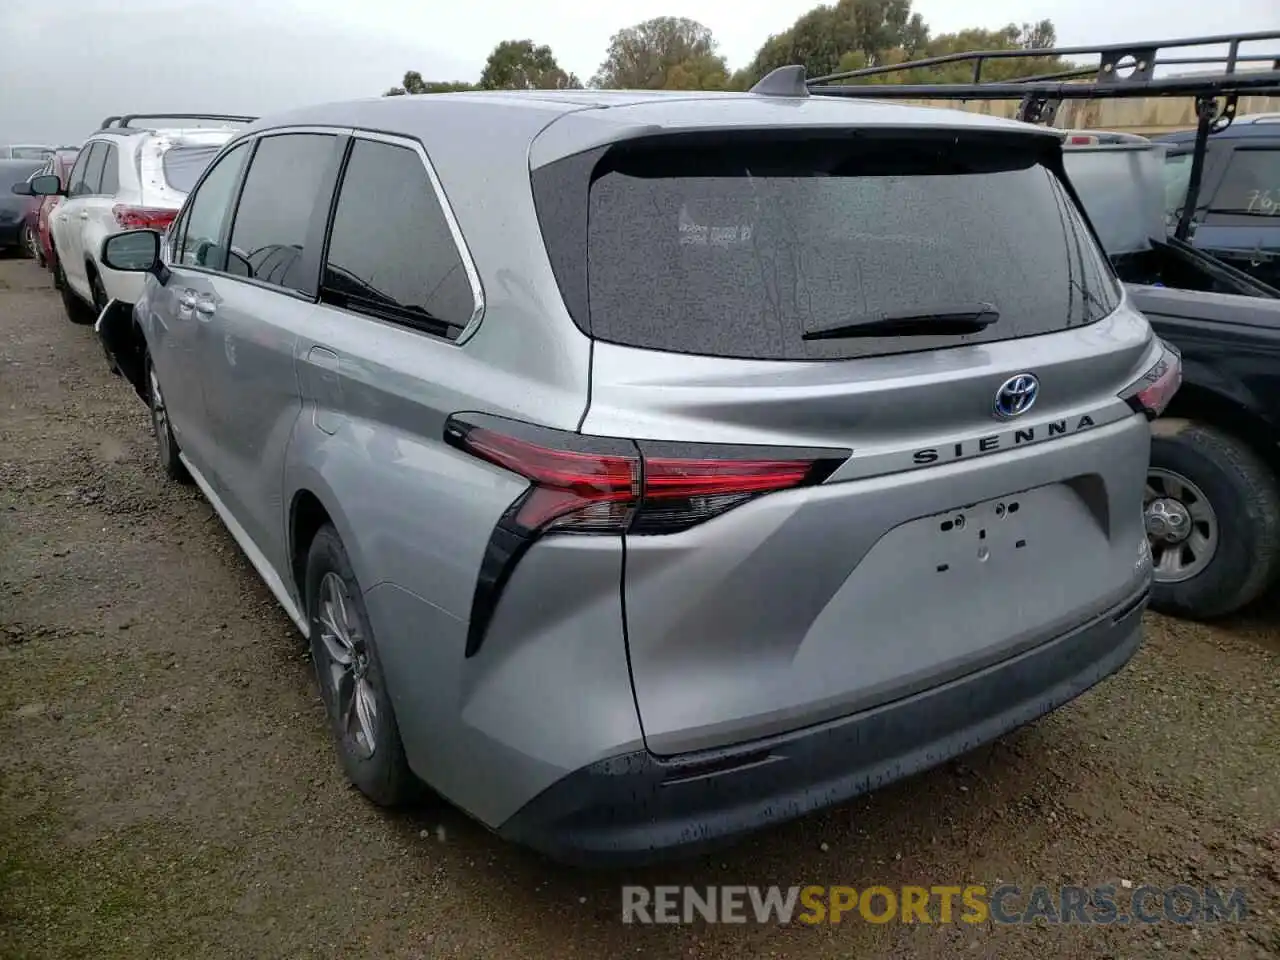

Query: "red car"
left=29, top=148, right=78, bottom=269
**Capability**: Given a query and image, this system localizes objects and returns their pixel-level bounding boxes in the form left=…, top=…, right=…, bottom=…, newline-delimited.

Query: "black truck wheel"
left=1145, top=418, right=1280, bottom=619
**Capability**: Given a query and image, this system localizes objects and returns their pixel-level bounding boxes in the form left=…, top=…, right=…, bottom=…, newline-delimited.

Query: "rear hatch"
left=533, top=123, right=1160, bottom=755
left=136, top=129, right=236, bottom=209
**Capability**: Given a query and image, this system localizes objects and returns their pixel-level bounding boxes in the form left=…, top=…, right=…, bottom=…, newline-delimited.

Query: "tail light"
left=112, top=205, right=177, bottom=231
left=1121, top=341, right=1182, bottom=420
left=1066, top=134, right=1100, bottom=146
left=445, top=413, right=849, bottom=655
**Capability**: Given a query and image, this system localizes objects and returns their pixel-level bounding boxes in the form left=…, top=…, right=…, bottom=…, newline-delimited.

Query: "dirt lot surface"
left=1, top=254, right=1278, bottom=959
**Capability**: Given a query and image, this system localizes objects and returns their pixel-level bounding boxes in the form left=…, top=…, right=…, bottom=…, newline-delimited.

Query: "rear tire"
left=305, top=524, right=416, bottom=807
left=145, top=356, right=189, bottom=484
left=53, top=253, right=94, bottom=325
left=1146, top=419, right=1280, bottom=619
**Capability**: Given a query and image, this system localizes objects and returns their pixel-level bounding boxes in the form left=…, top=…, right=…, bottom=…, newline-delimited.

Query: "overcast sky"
left=2, top=0, right=1276, bottom=143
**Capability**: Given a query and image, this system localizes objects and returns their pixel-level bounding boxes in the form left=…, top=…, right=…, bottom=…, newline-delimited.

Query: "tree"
left=742, top=2, right=1067, bottom=87
left=745, top=0, right=926, bottom=84
left=479, top=40, right=582, bottom=90
left=591, top=17, right=730, bottom=90
left=384, top=71, right=476, bottom=96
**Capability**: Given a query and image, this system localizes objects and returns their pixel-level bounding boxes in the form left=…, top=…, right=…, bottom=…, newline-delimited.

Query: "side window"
left=98, top=144, right=120, bottom=196
left=81, top=142, right=109, bottom=196
left=226, top=133, right=337, bottom=294
left=1161, top=152, right=1193, bottom=224
left=321, top=138, right=476, bottom=338
left=67, top=143, right=100, bottom=198
left=1207, top=148, right=1280, bottom=217
left=175, top=142, right=251, bottom=271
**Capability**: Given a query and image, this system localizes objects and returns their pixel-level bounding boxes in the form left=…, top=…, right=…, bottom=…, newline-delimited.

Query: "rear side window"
left=320, top=138, right=477, bottom=339
left=1162, top=152, right=1193, bottom=221
left=543, top=133, right=1120, bottom=361
left=227, top=133, right=337, bottom=294
left=163, top=144, right=223, bottom=194
left=1208, top=148, right=1280, bottom=216
left=98, top=144, right=119, bottom=195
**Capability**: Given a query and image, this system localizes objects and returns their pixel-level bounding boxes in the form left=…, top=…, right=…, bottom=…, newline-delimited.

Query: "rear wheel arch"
left=290, top=490, right=332, bottom=602
left=1160, top=382, right=1280, bottom=472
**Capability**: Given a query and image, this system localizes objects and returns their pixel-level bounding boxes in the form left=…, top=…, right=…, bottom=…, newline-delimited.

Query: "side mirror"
left=101, top=230, right=162, bottom=273
left=10, top=180, right=33, bottom=196
left=27, top=173, right=64, bottom=196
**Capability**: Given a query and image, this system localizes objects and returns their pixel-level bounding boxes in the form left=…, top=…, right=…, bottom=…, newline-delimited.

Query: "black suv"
left=1160, top=113, right=1280, bottom=288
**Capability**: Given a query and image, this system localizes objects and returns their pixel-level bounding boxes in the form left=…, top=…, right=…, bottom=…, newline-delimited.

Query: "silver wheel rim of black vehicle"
left=1144, top=467, right=1219, bottom=583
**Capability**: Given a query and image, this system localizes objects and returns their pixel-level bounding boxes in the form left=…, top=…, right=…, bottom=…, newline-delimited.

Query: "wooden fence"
left=905, top=94, right=1280, bottom=135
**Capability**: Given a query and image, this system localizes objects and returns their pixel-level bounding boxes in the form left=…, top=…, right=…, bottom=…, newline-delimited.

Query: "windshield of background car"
left=541, top=131, right=1122, bottom=361
left=0, top=161, right=45, bottom=192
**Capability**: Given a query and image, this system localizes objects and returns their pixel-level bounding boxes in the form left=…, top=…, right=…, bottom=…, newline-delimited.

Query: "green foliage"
left=384, top=72, right=476, bottom=96
left=383, top=11, right=1069, bottom=96
left=479, top=39, right=582, bottom=90
left=590, top=17, right=730, bottom=90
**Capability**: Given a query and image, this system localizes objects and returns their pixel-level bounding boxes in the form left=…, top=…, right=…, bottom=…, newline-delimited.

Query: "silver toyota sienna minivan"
left=95, top=85, right=1178, bottom=865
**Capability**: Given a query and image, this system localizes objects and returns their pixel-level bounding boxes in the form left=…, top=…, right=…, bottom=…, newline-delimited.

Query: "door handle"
left=194, top=298, right=217, bottom=319
left=78, top=211, right=89, bottom=220
left=178, top=293, right=197, bottom=310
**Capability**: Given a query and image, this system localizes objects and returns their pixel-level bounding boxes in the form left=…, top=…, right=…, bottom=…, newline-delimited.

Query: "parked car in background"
left=0, top=144, right=56, bottom=161
left=0, top=159, right=46, bottom=254
left=1159, top=112, right=1280, bottom=288
left=26, top=114, right=253, bottom=324
left=98, top=87, right=1164, bottom=864
left=31, top=147, right=79, bottom=268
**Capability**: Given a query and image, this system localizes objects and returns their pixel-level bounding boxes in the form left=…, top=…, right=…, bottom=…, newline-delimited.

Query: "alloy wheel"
left=315, top=571, right=378, bottom=760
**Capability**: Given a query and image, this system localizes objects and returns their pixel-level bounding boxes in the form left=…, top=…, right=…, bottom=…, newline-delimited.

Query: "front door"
left=195, top=131, right=345, bottom=573
left=154, top=139, right=254, bottom=478
left=52, top=142, right=102, bottom=298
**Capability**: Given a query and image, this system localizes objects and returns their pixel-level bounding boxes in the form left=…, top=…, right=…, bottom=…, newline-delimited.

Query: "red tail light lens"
left=444, top=413, right=850, bottom=655
left=1121, top=342, right=1182, bottom=420
left=446, top=415, right=847, bottom=537
left=112, top=204, right=177, bottom=231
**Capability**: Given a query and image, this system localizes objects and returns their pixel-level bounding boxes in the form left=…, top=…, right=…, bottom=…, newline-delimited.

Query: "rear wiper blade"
left=802, top=304, right=999, bottom=340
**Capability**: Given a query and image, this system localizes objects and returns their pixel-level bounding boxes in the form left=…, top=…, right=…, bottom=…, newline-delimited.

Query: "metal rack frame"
left=750, top=31, right=1280, bottom=243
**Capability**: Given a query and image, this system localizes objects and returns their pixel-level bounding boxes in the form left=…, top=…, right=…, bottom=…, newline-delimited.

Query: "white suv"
left=31, top=114, right=253, bottom=324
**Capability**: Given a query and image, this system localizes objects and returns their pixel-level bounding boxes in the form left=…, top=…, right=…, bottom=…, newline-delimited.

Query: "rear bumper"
left=497, top=582, right=1148, bottom=867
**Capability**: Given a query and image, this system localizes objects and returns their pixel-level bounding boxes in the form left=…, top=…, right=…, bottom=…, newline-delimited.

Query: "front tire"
left=1146, top=419, right=1280, bottom=619
left=146, top=357, right=189, bottom=484
left=305, top=524, right=416, bottom=807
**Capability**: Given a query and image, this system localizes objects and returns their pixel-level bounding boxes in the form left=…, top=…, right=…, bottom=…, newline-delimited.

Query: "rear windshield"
left=162, top=144, right=223, bottom=194
left=547, top=133, right=1121, bottom=361
left=10, top=147, right=52, bottom=161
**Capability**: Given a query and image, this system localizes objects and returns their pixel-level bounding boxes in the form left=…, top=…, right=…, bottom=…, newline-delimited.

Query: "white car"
left=30, top=114, right=253, bottom=324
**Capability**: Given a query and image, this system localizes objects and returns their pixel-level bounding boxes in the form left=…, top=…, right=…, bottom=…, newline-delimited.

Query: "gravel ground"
left=0, top=253, right=1277, bottom=959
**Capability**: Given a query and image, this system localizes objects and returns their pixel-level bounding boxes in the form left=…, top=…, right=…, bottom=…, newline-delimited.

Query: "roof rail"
left=803, top=30, right=1280, bottom=249
left=96, top=113, right=257, bottom=131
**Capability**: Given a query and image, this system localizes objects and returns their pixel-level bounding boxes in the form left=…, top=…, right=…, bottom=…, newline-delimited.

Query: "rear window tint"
left=163, top=144, right=223, bottom=193
left=554, top=134, right=1120, bottom=361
